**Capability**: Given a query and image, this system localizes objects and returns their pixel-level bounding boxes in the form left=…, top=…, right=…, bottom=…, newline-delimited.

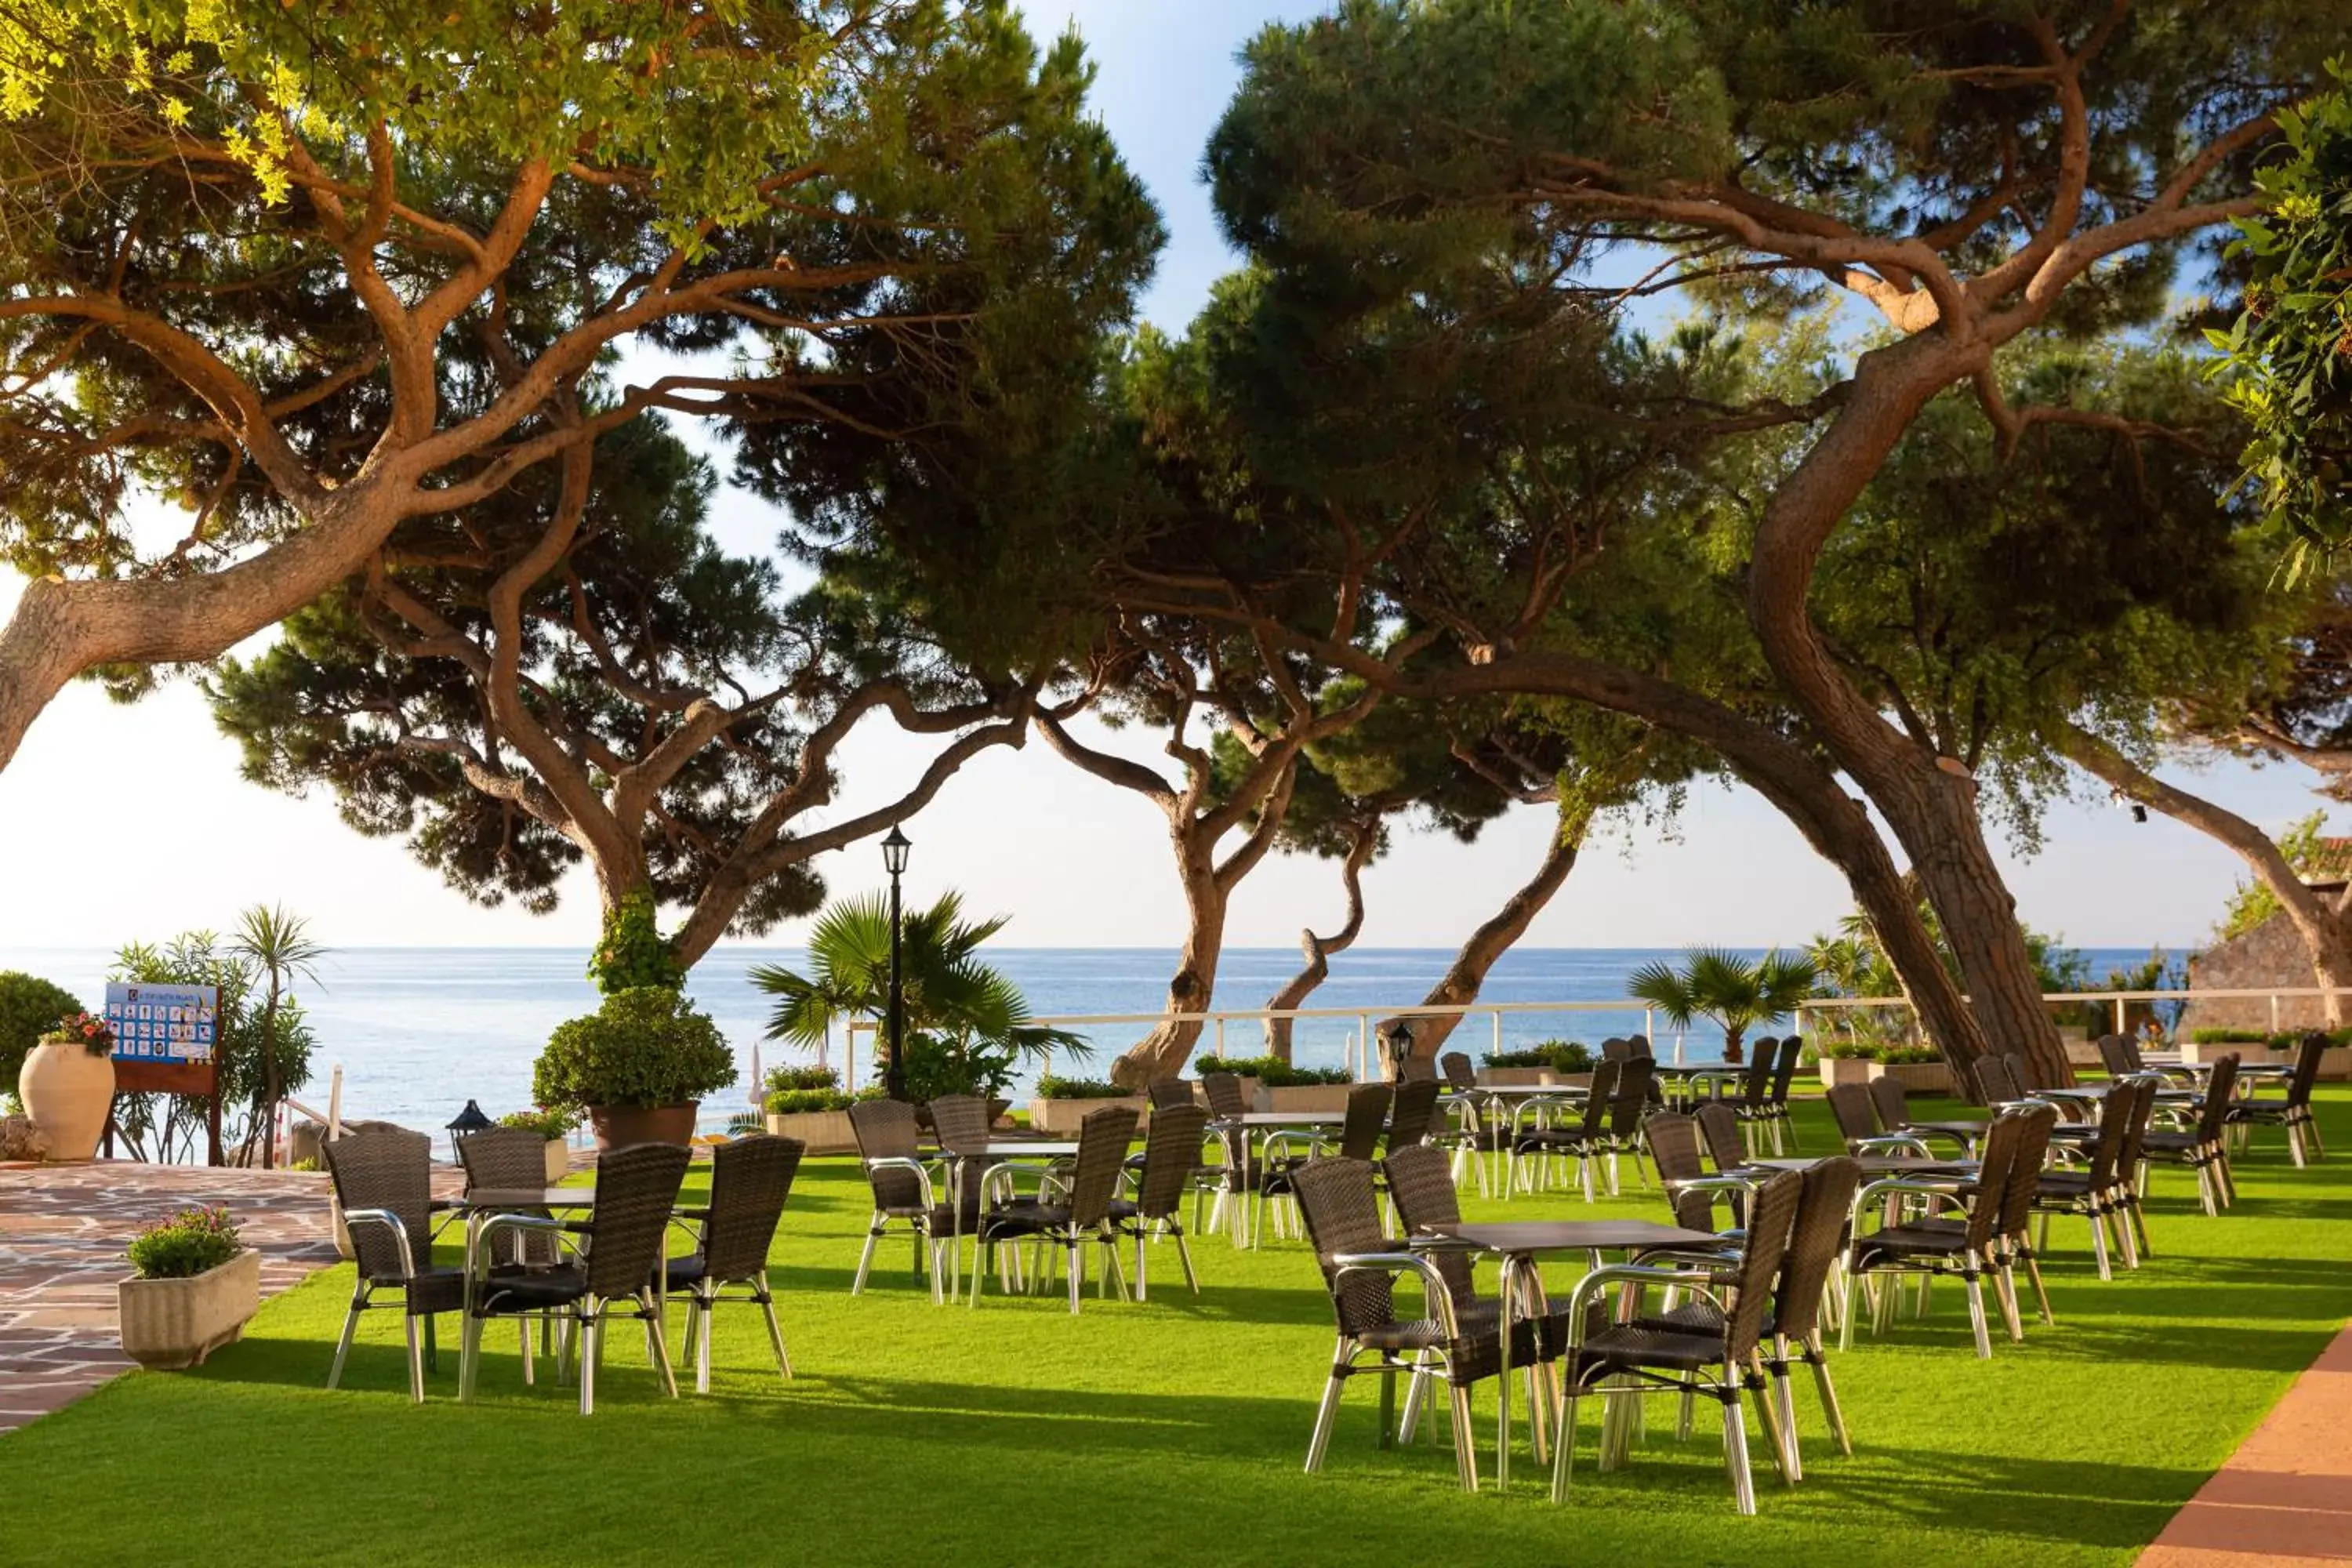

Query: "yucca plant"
left=1628, top=947, right=1819, bottom=1064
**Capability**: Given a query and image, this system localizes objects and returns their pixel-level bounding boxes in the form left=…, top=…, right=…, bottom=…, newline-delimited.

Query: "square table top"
left=1411, top=1218, right=1722, bottom=1255
left=460, top=1186, right=596, bottom=1210
left=965, top=1141, right=1081, bottom=1158
left=1214, top=1112, right=1347, bottom=1127
left=1904, top=1118, right=1991, bottom=1136
left=1748, top=1156, right=1976, bottom=1177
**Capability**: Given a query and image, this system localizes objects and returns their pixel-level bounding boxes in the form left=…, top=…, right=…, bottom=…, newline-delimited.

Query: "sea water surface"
left=4, top=944, right=2159, bottom=1137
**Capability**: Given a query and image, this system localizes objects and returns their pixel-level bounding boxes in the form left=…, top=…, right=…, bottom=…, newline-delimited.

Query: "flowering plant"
left=126, top=1205, right=242, bottom=1279
left=499, top=1106, right=579, bottom=1140
left=42, top=1011, right=115, bottom=1056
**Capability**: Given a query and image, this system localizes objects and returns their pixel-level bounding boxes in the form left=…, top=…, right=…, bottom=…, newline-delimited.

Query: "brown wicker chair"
left=1386, top=1077, right=1443, bottom=1152
left=1110, top=1104, right=1207, bottom=1299
left=1605, top=1057, right=1659, bottom=1189
left=1147, top=1077, right=1197, bottom=1111
left=1731, top=1038, right=1780, bottom=1149
left=973, top=1103, right=1140, bottom=1312
left=2143, top=1054, right=2240, bottom=1216
left=666, top=1134, right=803, bottom=1392
left=1259, top=1083, right=1392, bottom=1243
left=2034, top=1078, right=2144, bottom=1278
left=2096, top=1033, right=2143, bottom=1078
left=1846, top=1111, right=2027, bottom=1357
left=1510, top=1060, right=1619, bottom=1201
left=1551, top=1169, right=1803, bottom=1513
left=1987, top=1103, right=2059, bottom=1333
left=460, top=1141, right=691, bottom=1414
left=848, top=1098, right=957, bottom=1302
left=1439, top=1052, right=1477, bottom=1091
left=322, top=1127, right=466, bottom=1402
left=455, top=1127, right=564, bottom=1269
left=2227, top=1033, right=2327, bottom=1167
left=1294, top=1156, right=1522, bottom=1492
left=1973, top=1052, right=2025, bottom=1105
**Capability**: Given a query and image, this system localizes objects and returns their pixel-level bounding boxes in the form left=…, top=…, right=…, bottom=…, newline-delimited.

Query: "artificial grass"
left=3, top=1091, right=2349, bottom=1568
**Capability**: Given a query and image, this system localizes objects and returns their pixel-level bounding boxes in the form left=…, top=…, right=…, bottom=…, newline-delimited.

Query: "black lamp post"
left=881, top=826, right=912, bottom=1102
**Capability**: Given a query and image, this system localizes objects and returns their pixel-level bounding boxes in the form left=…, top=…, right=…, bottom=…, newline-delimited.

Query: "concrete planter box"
left=119, top=1248, right=261, bottom=1370
left=1265, top=1084, right=1355, bottom=1112
left=765, top=1109, right=857, bottom=1154
left=542, top=1139, right=571, bottom=1184
left=1817, top=1057, right=1875, bottom=1090
left=1875, top=1061, right=1954, bottom=1097
left=1477, top=1067, right=1556, bottom=1087
left=1029, top=1095, right=1148, bottom=1134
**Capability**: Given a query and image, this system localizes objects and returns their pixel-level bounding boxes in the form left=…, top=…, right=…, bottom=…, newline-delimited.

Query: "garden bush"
left=126, top=1206, right=242, bottom=1279
left=1191, top=1054, right=1352, bottom=1086
left=533, top=988, right=736, bottom=1113
left=0, top=971, right=83, bottom=1090
left=1033, top=1076, right=1132, bottom=1099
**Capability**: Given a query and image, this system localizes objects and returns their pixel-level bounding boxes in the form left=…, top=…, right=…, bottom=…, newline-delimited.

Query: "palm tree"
left=230, top=905, right=326, bottom=1168
left=1628, top=946, right=1819, bottom=1064
left=749, top=890, right=1085, bottom=1097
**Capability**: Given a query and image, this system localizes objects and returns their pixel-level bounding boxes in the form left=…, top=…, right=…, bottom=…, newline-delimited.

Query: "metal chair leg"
left=403, top=1313, right=426, bottom=1404
left=1450, top=1383, right=1479, bottom=1493
left=851, top=1218, right=883, bottom=1295
left=327, top=1292, right=365, bottom=1389
left=1305, top=1343, right=1348, bottom=1472
left=579, top=1310, right=599, bottom=1415
left=459, top=1310, right=482, bottom=1403
left=695, top=1290, right=714, bottom=1394
left=641, top=1290, right=679, bottom=1398
left=1963, top=1263, right=1991, bottom=1359
left=1721, top=1393, right=1758, bottom=1515
left=1808, top=1335, right=1853, bottom=1457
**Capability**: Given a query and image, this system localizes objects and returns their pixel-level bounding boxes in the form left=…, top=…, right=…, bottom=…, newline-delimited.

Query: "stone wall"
left=2180, top=914, right=2334, bottom=1035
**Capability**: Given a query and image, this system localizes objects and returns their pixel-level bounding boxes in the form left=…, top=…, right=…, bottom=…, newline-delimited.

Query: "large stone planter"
left=1817, top=1057, right=1875, bottom=1091
left=542, top=1138, right=571, bottom=1183
left=1265, top=1083, right=1355, bottom=1113
left=1029, top=1095, right=1149, bottom=1135
left=1873, top=1060, right=1954, bottom=1097
left=1477, top=1067, right=1561, bottom=1088
left=765, top=1109, right=856, bottom=1154
left=589, top=1102, right=698, bottom=1149
left=18, top=1041, right=115, bottom=1162
left=118, top=1248, right=261, bottom=1370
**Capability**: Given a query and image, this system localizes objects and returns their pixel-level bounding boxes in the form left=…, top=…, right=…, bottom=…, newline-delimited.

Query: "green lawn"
left=5, top=1091, right=2350, bottom=1568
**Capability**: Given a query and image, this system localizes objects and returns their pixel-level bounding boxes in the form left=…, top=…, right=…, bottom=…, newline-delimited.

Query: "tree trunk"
left=1381, top=811, right=1584, bottom=1069
left=1741, top=333, right=2071, bottom=1087
left=2054, top=722, right=2352, bottom=1025
left=1110, top=847, right=1227, bottom=1089
left=1263, top=819, right=1377, bottom=1062
left=259, top=977, right=282, bottom=1171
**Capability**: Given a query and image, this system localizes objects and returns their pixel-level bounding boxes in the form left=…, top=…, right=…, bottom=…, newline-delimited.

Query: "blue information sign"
left=103, top=982, right=220, bottom=1065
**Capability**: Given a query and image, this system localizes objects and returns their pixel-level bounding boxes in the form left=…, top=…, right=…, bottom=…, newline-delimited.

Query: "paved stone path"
left=0, top=1161, right=356, bottom=1433
left=2139, top=1323, right=2352, bottom=1566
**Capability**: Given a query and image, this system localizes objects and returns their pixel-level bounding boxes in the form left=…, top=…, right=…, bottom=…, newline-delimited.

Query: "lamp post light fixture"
left=882, top=827, right=912, bottom=1102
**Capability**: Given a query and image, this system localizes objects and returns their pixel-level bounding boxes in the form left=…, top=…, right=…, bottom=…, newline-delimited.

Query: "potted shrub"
left=19, top=1010, right=117, bottom=1162
left=1815, top=1037, right=1878, bottom=1089
left=1871, top=1045, right=1953, bottom=1096
left=532, top=987, right=737, bottom=1149
left=118, top=1205, right=260, bottom=1370
left=1480, top=1040, right=1595, bottom=1090
left=1030, top=1075, right=1147, bottom=1134
left=762, top=1065, right=865, bottom=1153
left=499, top=1107, right=579, bottom=1182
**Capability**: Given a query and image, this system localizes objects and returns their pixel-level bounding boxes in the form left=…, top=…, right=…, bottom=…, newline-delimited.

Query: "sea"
left=4, top=944, right=2162, bottom=1139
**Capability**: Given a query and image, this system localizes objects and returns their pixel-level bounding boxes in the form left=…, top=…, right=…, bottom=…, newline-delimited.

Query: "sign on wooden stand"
left=101, top=982, right=223, bottom=1166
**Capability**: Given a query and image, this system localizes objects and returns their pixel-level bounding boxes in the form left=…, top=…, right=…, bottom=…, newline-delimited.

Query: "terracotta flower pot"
left=119, top=1248, right=261, bottom=1370
left=588, top=1102, right=698, bottom=1149
left=19, top=1040, right=116, bottom=1162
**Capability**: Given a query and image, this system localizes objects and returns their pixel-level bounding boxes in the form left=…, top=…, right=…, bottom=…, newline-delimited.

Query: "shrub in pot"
left=1030, top=1074, right=1145, bottom=1134
left=532, top=988, right=736, bottom=1149
left=19, top=1010, right=117, bottom=1162
left=119, top=1205, right=260, bottom=1370
left=499, top=1106, right=581, bottom=1182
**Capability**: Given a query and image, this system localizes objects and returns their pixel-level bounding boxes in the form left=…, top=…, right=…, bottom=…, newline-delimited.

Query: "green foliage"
left=1032, top=1076, right=1133, bottom=1100
left=0, top=971, right=82, bottom=1088
left=1819, top=1037, right=1941, bottom=1065
left=1628, top=948, right=1818, bottom=1060
left=496, top=1108, right=578, bottom=1141
left=749, top=890, right=1083, bottom=1099
left=586, top=894, right=687, bottom=997
left=1483, top=1040, right=1595, bottom=1074
left=40, top=1011, right=114, bottom=1054
left=2191, top=1026, right=2352, bottom=1047
left=2215, top=811, right=2336, bottom=940
left=761, top=1064, right=858, bottom=1115
left=110, top=932, right=314, bottom=1163
left=2212, top=64, right=2352, bottom=569
left=1189, top=1054, right=1352, bottom=1087
left=125, top=1205, right=241, bottom=1281
left=532, top=989, right=736, bottom=1113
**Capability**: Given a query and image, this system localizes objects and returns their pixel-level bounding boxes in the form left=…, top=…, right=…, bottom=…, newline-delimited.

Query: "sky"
left=0, top=2, right=2338, bottom=960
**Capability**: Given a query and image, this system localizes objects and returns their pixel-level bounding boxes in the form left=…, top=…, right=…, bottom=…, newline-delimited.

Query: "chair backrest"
left=1131, top=1103, right=1207, bottom=1221
left=1694, top=1102, right=1744, bottom=1171
left=1147, top=1077, right=1195, bottom=1112
left=1201, top=1072, right=1247, bottom=1119
left=1994, top=1103, right=2057, bottom=1242
left=1575, top=1059, right=1620, bottom=1134
left=1601, top=1038, right=1632, bottom=1063
left=2111, top=1076, right=2161, bottom=1176
left=927, top=1094, right=992, bottom=1155
left=1974, top=1053, right=2024, bottom=1104
left=1643, top=1112, right=1715, bottom=1232
left=2196, top=1053, right=2241, bottom=1143
left=2005, top=1051, right=2039, bottom=1093
left=1826, top=1083, right=1879, bottom=1149
left=322, top=1127, right=435, bottom=1283
left=1386, top=1077, right=1442, bottom=1150
left=1740, top=1039, right=1779, bottom=1106
left=1625, top=1035, right=1654, bottom=1060
left=582, top=1142, right=691, bottom=1297
left=1063, top=1104, right=1142, bottom=1228
left=2075, top=1081, right=2137, bottom=1185
left=1867, top=1076, right=1909, bottom=1135
left=1439, top=1051, right=1476, bottom=1091
left=1337, top=1083, right=1395, bottom=1161
left=1384, top=1143, right=1474, bottom=1305
left=1774, top=1156, right=1861, bottom=1341
left=1293, top=1157, right=1403, bottom=1337
left=1768, top=1039, right=1802, bottom=1105
left=2095, top=1034, right=2139, bottom=1077
left=455, top=1125, right=550, bottom=1194
left=1393, top=1051, right=1438, bottom=1083
left=699, top=1134, right=804, bottom=1281
left=1722, top=1170, right=1802, bottom=1359
left=849, top=1098, right=925, bottom=1209
left=1607, top=1056, right=1654, bottom=1137
left=2287, top=1032, right=2328, bottom=1109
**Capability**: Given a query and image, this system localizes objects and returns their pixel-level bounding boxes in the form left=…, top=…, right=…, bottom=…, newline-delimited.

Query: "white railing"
left=804, top=986, right=2340, bottom=1090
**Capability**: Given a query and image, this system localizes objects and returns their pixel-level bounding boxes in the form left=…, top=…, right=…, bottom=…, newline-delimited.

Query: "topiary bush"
left=532, top=988, right=736, bottom=1113
left=0, top=971, right=84, bottom=1089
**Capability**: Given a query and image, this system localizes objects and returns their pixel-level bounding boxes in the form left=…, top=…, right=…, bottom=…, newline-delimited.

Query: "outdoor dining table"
left=1407, top=1218, right=1724, bottom=1490
left=448, top=1186, right=599, bottom=1298
left=1208, top=1112, right=1348, bottom=1247
left=1900, top=1118, right=1994, bottom=1156
left=1653, top=1063, right=1744, bottom=1108
left=1455, top=1086, right=1588, bottom=1191
left=1748, top=1155, right=1977, bottom=1178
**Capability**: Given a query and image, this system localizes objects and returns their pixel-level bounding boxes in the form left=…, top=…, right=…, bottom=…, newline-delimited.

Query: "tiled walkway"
left=2140, top=1323, right=2352, bottom=1566
left=0, top=1161, right=355, bottom=1433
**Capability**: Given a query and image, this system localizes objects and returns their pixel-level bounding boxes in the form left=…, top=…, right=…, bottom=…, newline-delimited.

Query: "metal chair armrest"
left=862, top=1156, right=938, bottom=1209
left=1854, top=1134, right=1933, bottom=1157
left=1564, top=1265, right=1726, bottom=1341
left=341, top=1207, right=419, bottom=1280
left=1331, top=1252, right=1464, bottom=1338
